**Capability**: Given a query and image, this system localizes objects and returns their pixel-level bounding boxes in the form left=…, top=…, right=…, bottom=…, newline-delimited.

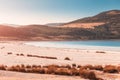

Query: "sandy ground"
left=0, top=41, right=120, bottom=80
left=0, top=41, right=120, bottom=66
left=0, top=70, right=84, bottom=80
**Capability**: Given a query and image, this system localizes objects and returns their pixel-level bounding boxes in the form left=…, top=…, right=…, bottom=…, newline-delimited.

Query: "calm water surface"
left=25, top=40, right=120, bottom=52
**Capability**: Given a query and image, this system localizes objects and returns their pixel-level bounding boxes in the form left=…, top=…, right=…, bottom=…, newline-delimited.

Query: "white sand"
left=0, top=41, right=120, bottom=66
left=0, top=70, right=84, bottom=80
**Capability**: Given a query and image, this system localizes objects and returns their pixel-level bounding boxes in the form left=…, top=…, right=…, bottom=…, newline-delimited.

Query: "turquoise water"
left=52, top=41, right=120, bottom=47
left=25, top=40, right=120, bottom=51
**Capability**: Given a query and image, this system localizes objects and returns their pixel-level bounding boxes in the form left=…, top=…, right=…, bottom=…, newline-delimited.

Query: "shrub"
left=21, top=64, right=25, bottom=68
left=39, top=68, right=46, bottom=74
left=19, top=67, right=26, bottom=72
left=32, top=65, right=38, bottom=68
left=45, top=65, right=58, bottom=74
left=70, top=68, right=79, bottom=76
left=81, top=65, right=94, bottom=70
left=64, top=57, right=71, bottom=60
left=31, top=67, right=41, bottom=73
left=117, top=66, right=120, bottom=72
left=7, top=52, right=12, bottom=55
left=37, top=65, right=41, bottom=68
left=20, top=54, right=24, bottom=56
left=79, top=69, right=98, bottom=80
left=45, top=56, right=57, bottom=59
left=96, top=51, right=106, bottom=53
left=60, top=65, right=71, bottom=69
left=77, top=65, right=82, bottom=68
left=8, top=65, right=20, bottom=71
left=26, top=65, right=31, bottom=68
left=27, top=54, right=32, bottom=57
left=103, top=65, right=118, bottom=73
left=0, top=65, right=7, bottom=70
left=93, top=65, right=103, bottom=71
left=55, top=68, right=72, bottom=76
left=72, top=63, right=76, bottom=68
left=43, top=65, right=49, bottom=68
left=16, top=54, right=19, bottom=56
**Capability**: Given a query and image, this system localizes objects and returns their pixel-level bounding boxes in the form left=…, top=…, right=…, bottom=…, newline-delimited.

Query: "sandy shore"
left=0, top=41, right=120, bottom=66
left=0, top=70, right=84, bottom=80
left=0, top=41, right=120, bottom=80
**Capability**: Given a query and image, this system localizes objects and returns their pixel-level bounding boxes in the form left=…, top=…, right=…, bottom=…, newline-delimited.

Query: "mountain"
left=58, top=10, right=120, bottom=39
left=45, top=23, right=64, bottom=27
left=0, top=10, right=120, bottom=41
left=60, top=10, right=120, bottom=28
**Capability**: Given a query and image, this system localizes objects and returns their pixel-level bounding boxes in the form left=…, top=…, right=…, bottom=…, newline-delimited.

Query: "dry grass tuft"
left=45, top=65, right=59, bottom=74
left=64, top=57, right=71, bottom=60
left=0, top=65, right=7, bottom=70
left=26, top=65, right=31, bottom=68
left=93, top=65, right=103, bottom=71
left=79, top=69, right=98, bottom=80
left=96, top=51, right=106, bottom=53
left=20, top=54, right=24, bottom=56
left=77, top=65, right=82, bottom=68
left=72, top=63, right=76, bottom=68
left=117, top=66, right=120, bottom=72
left=7, top=52, right=12, bottom=55
left=55, top=68, right=72, bottom=76
left=60, top=65, right=71, bottom=69
left=81, top=65, right=94, bottom=70
left=103, top=65, right=118, bottom=73
left=27, top=54, right=57, bottom=59
left=70, top=68, right=79, bottom=76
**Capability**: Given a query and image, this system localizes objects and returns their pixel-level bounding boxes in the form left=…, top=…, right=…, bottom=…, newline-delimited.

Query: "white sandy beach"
left=0, top=41, right=120, bottom=66
left=0, top=41, right=120, bottom=80
left=0, top=70, right=84, bottom=80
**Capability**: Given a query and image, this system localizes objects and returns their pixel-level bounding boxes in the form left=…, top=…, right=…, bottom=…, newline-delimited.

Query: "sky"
left=0, top=0, right=119, bottom=25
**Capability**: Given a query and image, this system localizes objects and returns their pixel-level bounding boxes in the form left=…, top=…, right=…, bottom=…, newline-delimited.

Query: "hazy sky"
left=0, top=0, right=120, bottom=25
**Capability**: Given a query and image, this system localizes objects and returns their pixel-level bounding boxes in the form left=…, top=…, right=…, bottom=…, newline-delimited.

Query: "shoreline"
left=25, top=41, right=120, bottom=52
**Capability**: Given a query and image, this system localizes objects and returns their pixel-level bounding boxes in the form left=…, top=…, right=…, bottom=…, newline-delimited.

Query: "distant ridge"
left=60, top=10, right=120, bottom=28
left=0, top=10, right=120, bottom=41
left=45, top=23, right=64, bottom=27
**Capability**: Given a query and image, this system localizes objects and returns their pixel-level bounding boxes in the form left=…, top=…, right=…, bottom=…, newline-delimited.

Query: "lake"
left=25, top=40, right=120, bottom=52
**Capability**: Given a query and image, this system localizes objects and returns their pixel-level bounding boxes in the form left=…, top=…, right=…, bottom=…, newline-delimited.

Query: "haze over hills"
left=0, top=10, right=120, bottom=41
